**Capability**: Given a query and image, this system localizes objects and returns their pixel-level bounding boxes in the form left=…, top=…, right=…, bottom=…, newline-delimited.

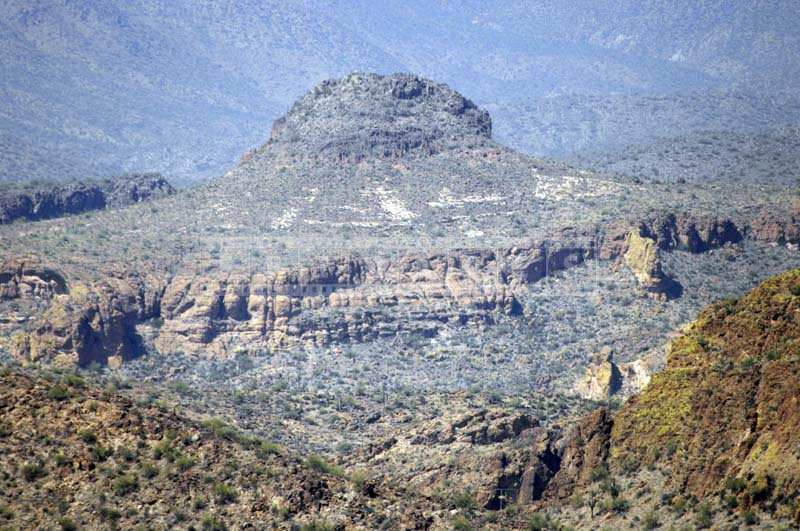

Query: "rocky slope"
left=0, top=173, right=174, bottom=224
left=351, top=269, right=800, bottom=529
left=0, top=368, right=445, bottom=530
left=6, top=207, right=793, bottom=368
left=512, top=269, right=800, bottom=528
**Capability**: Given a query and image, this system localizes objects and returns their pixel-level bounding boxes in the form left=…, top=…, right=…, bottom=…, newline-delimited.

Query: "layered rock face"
left=265, top=72, right=493, bottom=160
left=3, top=210, right=793, bottom=367
left=0, top=173, right=174, bottom=224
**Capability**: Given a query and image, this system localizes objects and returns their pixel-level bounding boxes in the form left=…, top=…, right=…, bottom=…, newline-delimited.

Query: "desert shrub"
left=140, top=462, right=159, bottom=479
left=99, top=506, right=121, bottom=522
left=153, top=439, right=180, bottom=461
left=743, top=509, right=759, bottom=525
left=22, top=461, right=46, bottom=481
left=350, top=470, right=368, bottom=492
left=47, top=385, right=70, bottom=401
left=695, top=502, right=713, bottom=528
left=527, top=512, right=558, bottom=530
left=63, top=373, right=86, bottom=388
left=256, top=440, right=282, bottom=458
left=203, top=418, right=242, bottom=442
left=603, top=495, right=629, bottom=513
left=451, top=516, right=474, bottom=531
left=78, top=429, right=97, bottom=444
left=57, top=516, right=77, bottom=531
left=202, top=514, right=227, bottom=530
left=176, top=454, right=196, bottom=471
left=119, top=446, right=136, bottom=462
left=642, top=510, right=659, bottom=529
left=213, top=483, right=237, bottom=504
left=305, top=454, right=343, bottom=477
left=92, top=445, right=113, bottom=462
left=112, top=474, right=138, bottom=495
left=452, top=491, right=478, bottom=511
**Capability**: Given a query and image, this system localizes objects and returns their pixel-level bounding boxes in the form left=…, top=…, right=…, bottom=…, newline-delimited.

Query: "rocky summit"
left=266, top=72, right=492, bottom=160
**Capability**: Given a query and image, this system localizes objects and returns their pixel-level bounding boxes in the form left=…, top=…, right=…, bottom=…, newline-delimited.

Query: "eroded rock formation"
left=3, top=210, right=796, bottom=367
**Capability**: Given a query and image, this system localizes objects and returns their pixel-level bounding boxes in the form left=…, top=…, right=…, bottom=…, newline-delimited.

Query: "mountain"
left=2, top=1, right=800, bottom=181
left=530, top=268, right=800, bottom=528
left=1, top=72, right=798, bottom=399
left=571, top=126, right=800, bottom=186
left=489, top=91, right=800, bottom=158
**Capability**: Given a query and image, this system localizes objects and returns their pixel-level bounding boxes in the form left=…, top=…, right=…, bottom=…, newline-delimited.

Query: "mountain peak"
left=266, top=72, right=492, bottom=160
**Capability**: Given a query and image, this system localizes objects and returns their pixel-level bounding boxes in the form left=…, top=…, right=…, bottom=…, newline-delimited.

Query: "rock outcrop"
left=574, top=346, right=655, bottom=401
left=624, top=230, right=682, bottom=299
left=609, top=268, right=800, bottom=508
left=265, top=72, right=493, bottom=161
left=0, top=173, right=174, bottom=224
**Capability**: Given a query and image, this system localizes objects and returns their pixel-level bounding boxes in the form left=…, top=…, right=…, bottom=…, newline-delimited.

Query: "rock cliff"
left=3, top=210, right=793, bottom=367
left=0, top=173, right=174, bottom=224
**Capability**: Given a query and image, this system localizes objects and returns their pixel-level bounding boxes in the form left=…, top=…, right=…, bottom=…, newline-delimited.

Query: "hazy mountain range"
left=2, top=0, right=800, bottom=181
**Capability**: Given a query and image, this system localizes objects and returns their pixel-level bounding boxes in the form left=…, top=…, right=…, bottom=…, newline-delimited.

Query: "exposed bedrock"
left=3, top=210, right=794, bottom=366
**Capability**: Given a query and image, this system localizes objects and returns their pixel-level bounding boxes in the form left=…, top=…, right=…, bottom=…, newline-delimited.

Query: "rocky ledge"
left=0, top=173, right=175, bottom=224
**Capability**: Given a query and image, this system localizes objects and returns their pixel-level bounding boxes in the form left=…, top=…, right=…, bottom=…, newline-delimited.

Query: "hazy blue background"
left=2, top=0, right=799, bottom=182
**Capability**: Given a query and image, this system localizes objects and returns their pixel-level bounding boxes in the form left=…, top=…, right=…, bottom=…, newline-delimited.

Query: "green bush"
left=113, top=474, right=139, bottom=496
left=47, top=385, right=70, bottom=401
left=58, top=516, right=78, bottom=531
left=140, top=462, right=159, bottom=479
left=642, top=510, right=659, bottom=530
left=63, top=373, right=86, bottom=388
left=451, top=516, right=474, bottom=531
left=92, top=445, right=113, bottom=462
left=203, top=418, right=241, bottom=441
left=78, top=429, right=97, bottom=444
left=213, top=483, right=237, bottom=504
left=256, top=440, right=282, bottom=458
left=305, top=454, right=343, bottom=477
left=452, top=491, right=477, bottom=511
left=695, top=502, right=713, bottom=528
left=527, top=512, right=558, bottom=530
left=201, top=514, right=227, bottom=530
left=22, top=461, right=46, bottom=482
left=176, top=455, right=196, bottom=471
